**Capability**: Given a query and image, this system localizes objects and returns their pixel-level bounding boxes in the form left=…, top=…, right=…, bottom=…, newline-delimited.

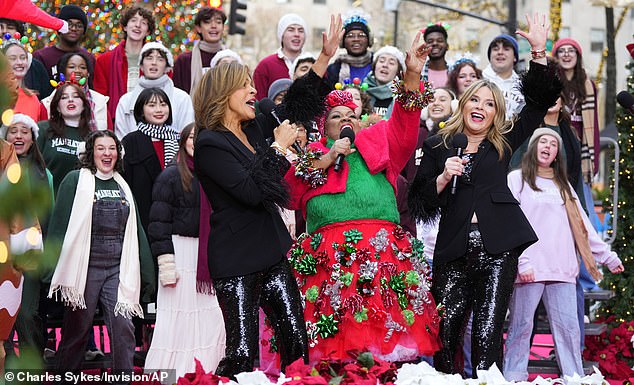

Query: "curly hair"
left=447, top=60, right=482, bottom=97
left=79, top=130, right=124, bottom=174
left=120, top=5, right=156, bottom=39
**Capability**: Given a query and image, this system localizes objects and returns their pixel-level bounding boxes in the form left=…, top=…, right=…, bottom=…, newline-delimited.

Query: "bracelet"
left=293, top=148, right=327, bottom=188
left=270, top=142, right=288, bottom=157
left=391, top=79, right=435, bottom=111
left=531, top=49, right=546, bottom=60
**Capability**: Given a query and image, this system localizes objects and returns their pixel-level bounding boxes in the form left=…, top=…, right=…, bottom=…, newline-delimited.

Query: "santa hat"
left=1, top=113, right=39, bottom=140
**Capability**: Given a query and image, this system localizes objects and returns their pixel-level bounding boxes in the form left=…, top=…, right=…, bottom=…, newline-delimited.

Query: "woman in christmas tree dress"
left=284, top=32, right=441, bottom=362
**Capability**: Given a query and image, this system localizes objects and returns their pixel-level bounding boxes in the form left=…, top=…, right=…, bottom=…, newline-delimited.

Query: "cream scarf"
left=48, top=168, right=143, bottom=319
left=190, top=40, right=224, bottom=91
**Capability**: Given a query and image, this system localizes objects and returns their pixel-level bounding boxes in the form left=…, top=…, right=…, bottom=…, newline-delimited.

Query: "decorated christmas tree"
left=599, top=55, right=634, bottom=324
left=583, top=49, right=634, bottom=380
left=28, top=0, right=217, bottom=55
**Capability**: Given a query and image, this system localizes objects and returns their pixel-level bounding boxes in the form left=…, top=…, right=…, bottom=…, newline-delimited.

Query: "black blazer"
left=410, top=62, right=562, bottom=266
left=122, top=131, right=162, bottom=233
left=194, top=119, right=292, bottom=279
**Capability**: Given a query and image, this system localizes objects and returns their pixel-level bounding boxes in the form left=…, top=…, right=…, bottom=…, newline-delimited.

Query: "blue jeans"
left=504, top=281, right=583, bottom=381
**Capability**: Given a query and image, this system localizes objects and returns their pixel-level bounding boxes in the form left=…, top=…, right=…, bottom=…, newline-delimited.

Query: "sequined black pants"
left=432, top=225, right=518, bottom=377
left=213, top=259, right=308, bottom=378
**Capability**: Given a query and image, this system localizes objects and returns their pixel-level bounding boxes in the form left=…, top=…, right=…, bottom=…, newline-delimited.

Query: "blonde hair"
left=437, top=79, right=512, bottom=160
left=192, top=62, right=251, bottom=134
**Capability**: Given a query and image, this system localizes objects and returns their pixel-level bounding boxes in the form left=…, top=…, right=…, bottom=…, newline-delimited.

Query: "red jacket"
left=94, top=41, right=128, bottom=124
left=285, top=100, right=421, bottom=213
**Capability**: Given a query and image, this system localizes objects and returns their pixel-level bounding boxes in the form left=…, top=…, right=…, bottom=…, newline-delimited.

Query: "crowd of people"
left=0, top=3, right=626, bottom=384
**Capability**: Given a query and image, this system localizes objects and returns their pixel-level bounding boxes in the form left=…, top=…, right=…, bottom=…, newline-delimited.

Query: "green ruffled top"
left=305, top=139, right=399, bottom=233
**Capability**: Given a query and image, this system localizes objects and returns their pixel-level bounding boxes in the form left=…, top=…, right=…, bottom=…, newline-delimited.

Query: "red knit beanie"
left=552, top=38, right=582, bottom=57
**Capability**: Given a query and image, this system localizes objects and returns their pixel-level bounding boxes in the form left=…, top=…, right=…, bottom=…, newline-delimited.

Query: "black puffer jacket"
left=148, top=163, right=200, bottom=258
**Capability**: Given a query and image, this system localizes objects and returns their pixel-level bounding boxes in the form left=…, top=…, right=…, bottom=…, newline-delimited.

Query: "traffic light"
left=229, top=0, right=247, bottom=35
left=209, top=0, right=222, bottom=8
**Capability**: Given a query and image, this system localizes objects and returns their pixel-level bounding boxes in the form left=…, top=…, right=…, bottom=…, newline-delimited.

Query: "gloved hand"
left=157, top=254, right=178, bottom=287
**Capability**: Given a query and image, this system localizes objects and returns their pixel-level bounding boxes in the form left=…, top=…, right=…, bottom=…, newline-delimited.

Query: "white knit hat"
left=277, top=13, right=307, bottom=46
left=528, top=127, right=563, bottom=149
left=373, top=45, right=406, bottom=72
left=138, top=41, right=175, bottom=67
left=209, top=49, right=243, bottom=69
left=1, top=113, right=39, bottom=140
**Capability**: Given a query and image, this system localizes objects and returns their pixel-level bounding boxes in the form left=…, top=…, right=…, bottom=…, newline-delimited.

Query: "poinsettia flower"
left=368, top=355, right=397, bottom=382
left=177, top=359, right=233, bottom=385
left=284, top=358, right=314, bottom=378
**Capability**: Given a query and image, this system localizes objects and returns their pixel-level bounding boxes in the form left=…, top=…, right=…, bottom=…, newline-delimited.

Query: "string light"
left=30, top=1, right=216, bottom=55
left=597, top=61, right=633, bottom=324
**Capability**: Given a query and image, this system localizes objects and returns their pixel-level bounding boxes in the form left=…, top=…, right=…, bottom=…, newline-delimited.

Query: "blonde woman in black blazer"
left=408, top=13, right=562, bottom=376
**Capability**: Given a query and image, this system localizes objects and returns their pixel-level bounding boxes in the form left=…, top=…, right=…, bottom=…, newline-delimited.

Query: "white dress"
left=145, top=235, right=225, bottom=380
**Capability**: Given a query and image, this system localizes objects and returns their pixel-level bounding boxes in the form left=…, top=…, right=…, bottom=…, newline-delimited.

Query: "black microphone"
left=259, top=98, right=303, bottom=154
left=617, top=91, right=634, bottom=114
left=450, top=133, right=468, bottom=195
left=334, top=127, right=355, bottom=172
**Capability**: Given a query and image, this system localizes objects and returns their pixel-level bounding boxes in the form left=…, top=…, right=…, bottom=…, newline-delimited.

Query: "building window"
left=312, top=28, right=325, bottom=49
left=590, top=28, right=604, bottom=52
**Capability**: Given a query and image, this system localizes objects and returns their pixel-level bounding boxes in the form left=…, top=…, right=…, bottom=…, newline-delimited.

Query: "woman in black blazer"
left=192, top=16, right=342, bottom=378
left=408, top=14, right=562, bottom=376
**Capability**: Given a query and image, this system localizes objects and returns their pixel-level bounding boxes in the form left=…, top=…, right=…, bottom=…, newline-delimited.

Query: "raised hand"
left=321, top=14, right=344, bottom=59
left=516, top=12, right=549, bottom=51
left=404, top=31, right=429, bottom=75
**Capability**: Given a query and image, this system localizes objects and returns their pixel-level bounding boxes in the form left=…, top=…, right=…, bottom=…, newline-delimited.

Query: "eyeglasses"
left=67, top=22, right=84, bottom=31
left=557, top=48, right=577, bottom=56
left=345, top=32, right=367, bottom=39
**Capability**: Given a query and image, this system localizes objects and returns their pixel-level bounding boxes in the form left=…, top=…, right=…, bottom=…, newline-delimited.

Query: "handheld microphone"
left=334, top=127, right=355, bottom=172
left=450, top=133, right=468, bottom=195
left=259, top=98, right=303, bottom=154
left=617, top=91, right=634, bottom=114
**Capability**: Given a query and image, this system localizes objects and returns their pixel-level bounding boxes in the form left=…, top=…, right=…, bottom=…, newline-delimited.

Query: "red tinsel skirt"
left=288, top=219, right=441, bottom=362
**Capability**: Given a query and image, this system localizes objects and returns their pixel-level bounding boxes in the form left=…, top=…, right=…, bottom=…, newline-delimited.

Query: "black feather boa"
left=248, top=146, right=291, bottom=213
left=277, top=70, right=331, bottom=128
left=519, top=61, right=563, bottom=110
